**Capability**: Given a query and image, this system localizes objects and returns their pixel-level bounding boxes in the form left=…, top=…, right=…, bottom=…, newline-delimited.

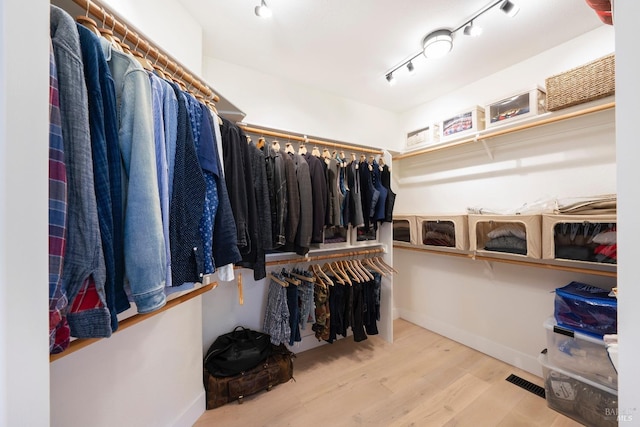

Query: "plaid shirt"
left=48, top=40, right=70, bottom=354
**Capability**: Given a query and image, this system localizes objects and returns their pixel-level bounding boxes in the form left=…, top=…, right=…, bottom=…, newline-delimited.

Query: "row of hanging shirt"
left=49, top=6, right=241, bottom=353
left=263, top=256, right=394, bottom=347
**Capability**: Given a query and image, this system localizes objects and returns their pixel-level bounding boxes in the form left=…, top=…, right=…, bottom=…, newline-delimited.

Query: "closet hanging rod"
left=235, top=248, right=386, bottom=269
left=49, top=282, right=217, bottom=363
left=239, top=124, right=384, bottom=155
left=70, top=0, right=219, bottom=103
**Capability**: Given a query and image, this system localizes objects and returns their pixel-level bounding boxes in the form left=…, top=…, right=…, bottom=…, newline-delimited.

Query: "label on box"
left=551, top=379, right=577, bottom=400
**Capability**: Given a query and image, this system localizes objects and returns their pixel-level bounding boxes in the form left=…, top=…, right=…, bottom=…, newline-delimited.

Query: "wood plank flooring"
left=194, top=319, right=582, bottom=427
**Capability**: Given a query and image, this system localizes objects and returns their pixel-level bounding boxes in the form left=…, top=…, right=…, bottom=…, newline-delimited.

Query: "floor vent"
left=505, top=374, right=546, bottom=399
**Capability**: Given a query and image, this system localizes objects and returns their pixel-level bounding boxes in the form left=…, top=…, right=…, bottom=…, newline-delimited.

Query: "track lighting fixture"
left=254, top=0, right=272, bottom=18
left=500, top=0, right=520, bottom=17
left=422, top=29, right=453, bottom=59
left=386, top=73, right=396, bottom=86
left=463, top=20, right=483, bottom=37
left=383, top=0, right=519, bottom=85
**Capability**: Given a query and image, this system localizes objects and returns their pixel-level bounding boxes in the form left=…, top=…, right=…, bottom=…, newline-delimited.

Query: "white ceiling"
left=177, top=0, right=604, bottom=113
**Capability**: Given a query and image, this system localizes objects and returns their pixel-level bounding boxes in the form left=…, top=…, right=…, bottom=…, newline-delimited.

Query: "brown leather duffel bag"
left=204, top=344, right=294, bottom=409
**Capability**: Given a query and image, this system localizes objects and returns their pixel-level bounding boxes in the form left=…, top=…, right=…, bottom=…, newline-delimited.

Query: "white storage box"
left=485, top=87, right=547, bottom=128
left=539, top=350, right=618, bottom=427
left=468, top=214, right=541, bottom=258
left=439, top=106, right=485, bottom=140
left=406, top=124, right=440, bottom=148
left=542, top=213, right=617, bottom=264
left=416, top=215, right=469, bottom=250
left=393, top=215, right=418, bottom=245
left=544, top=317, right=617, bottom=388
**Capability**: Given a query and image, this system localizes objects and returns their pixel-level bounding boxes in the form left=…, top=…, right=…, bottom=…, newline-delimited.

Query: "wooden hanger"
left=76, top=6, right=101, bottom=37
left=364, top=257, right=386, bottom=276
left=290, top=271, right=315, bottom=283
left=332, top=261, right=352, bottom=285
left=257, top=137, right=266, bottom=150
left=312, top=146, right=321, bottom=157
left=298, top=144, right=307, bottom=155
left=312, top=264, right=333, bottom=286
left=285, top=142, right=295, bottom=154
left=267, top=273, right=288, bottom=288
left=375, top=256, right=397, bottom=274
left=323, top=263, right=344, bottom=285
left=343, top=260, right=362, bottom=283
left=272, top=139, right=281, bottom=151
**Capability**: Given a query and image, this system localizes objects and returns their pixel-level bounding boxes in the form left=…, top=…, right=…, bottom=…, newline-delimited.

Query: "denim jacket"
left=101, top=38, right=166, bottom=314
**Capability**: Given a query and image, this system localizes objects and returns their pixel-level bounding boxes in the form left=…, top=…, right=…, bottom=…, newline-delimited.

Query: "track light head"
left=422, top=29, right=453, bottom=59
left=407, top=61, right=415, bottom=74
left=255, top=0, right=272, bottom=18
left=386, top=73, right=396, bottom=86
left=463, top=21, right=483, bottom=37
left=500, top=0, right=519, bottom=17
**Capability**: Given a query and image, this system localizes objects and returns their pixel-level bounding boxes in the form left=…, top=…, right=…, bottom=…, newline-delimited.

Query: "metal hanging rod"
left=71, top=0, right=219, bottom=102
left=239, top=124, right=384, bottom=155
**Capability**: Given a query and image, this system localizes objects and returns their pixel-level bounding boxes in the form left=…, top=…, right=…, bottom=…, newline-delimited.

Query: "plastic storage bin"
left=485, top=87, right=547, bottom=128
left=416, top=215, right=469, bottom=250
left=554, top=281, right=617, bottom=337
left=544, top=317, right=617, bottom=388
left=468, top=214, right=541, bottom=258
left=406, top=124, right=440, bottom=148
left=439, top=106, right=485, bottom=141
left=542, top=214, right=617, bottom=264
left=539, top=350, right=617, bottom=427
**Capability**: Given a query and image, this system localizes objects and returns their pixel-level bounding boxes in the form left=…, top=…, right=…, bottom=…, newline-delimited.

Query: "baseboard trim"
left=171, top=390, right=206, bottom=427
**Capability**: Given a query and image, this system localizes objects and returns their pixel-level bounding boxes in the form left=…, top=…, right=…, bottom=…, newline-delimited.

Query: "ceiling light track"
left=385, top=0, right=519, bottom=85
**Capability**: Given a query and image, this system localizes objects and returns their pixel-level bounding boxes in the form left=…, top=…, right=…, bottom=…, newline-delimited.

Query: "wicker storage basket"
left=545, top=54, right=615, bottom=111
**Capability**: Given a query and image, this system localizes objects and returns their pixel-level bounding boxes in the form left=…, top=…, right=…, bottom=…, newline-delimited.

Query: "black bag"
left=204, top=327, right=272, bottom=377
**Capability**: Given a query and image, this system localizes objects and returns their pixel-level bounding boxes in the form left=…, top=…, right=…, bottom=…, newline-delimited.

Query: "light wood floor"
left=194, top=319, right=582, bottom=427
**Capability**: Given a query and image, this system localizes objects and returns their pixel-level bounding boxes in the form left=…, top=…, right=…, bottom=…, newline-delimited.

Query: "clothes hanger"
left=343, top=260, right=362, bottom=283
left=375, top=256, right=397, bottom=274
left=323, top=262, right=344, bottom=285
left=298, top=144, right=307, bottom=155
left=267, top=272, right=288, bottom=288
left=117, top=26, right=132, bottom=55
left=357, top=258, right=375, bottom=280
left=332, top=261, right=352, bottom=285
left=281, top=269, right=301, bottom=286
left=312, top=146, right=321, bottom=157
left=285, top=142, right=295, bottom=154
left=257, top=137, right=266, bottom=150
left=271, top=139, right=281, bottom=151
left=313, top=264, right=333, bottom=286
left=76, top=2, right=101, bottom=37
left=364, top=257, right=386, bottom=276
left=290, top=270, right=315, bottom=283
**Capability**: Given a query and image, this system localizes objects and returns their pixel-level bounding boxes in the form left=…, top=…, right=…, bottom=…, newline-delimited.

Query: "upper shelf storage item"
left=440, top=106, right=485, bottom=141
left=406, top=124, right=440, bottom=149
left=485, top=87, right=547, bottom=128
left=545, top=53, right=615, bottom=111
left=392, top=215, right=418, bottom=245
left=542, top=213, right=617, bottom=265
left=468, top=214, right=541, bottom=258
left=417, top=215, right=469, bottom=251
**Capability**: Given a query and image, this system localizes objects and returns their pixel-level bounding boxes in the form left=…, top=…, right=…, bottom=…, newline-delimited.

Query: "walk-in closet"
left=1, top=0, right=638, bottom=426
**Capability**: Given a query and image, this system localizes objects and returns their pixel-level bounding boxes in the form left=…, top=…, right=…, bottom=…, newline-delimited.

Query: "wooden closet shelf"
left=393, top=101, right=615, bottom=161
left=394, top=243, right=617, bottom=278
left=49, top=282, right=216, bottom=363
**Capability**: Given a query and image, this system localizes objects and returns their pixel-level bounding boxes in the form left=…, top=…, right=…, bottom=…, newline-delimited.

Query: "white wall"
left=47, top=2, right=207, bottom=426
left=203, top=56, right=401, bottom=151
left=615, top=0, right=640, bottom=419
left=0, top=1, right=50, bottom=426
left=393, top=28, right=617, bottom=376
